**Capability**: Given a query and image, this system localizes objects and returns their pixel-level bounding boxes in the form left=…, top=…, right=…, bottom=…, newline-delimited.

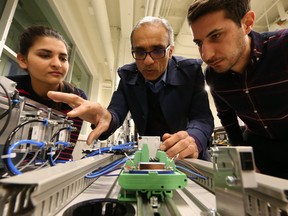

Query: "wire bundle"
left=175, top=159, right=208, bottom=180
left=85, top=156, right=131, bottom=179
left=1, top=118, right=72, bottom=176
left=83, top=142, right=136, bottom=158
left=83, top=142, right=137, bottom=179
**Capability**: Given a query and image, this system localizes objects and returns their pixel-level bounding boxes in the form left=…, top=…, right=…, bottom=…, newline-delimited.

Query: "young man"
left=187, top=0, right=288, bottom=179
left=48, top=16, right=214, bottom=160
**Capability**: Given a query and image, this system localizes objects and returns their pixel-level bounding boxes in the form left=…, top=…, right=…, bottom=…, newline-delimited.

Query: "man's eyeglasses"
left=131, top=45, right=171, bottom=60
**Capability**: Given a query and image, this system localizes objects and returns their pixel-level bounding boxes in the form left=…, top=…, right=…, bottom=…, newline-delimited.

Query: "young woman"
left=7, top=26, right=87, bottom=161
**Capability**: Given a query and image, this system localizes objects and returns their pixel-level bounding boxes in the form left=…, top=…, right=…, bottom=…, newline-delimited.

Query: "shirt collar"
left=145, top=69, right=167, bottom=93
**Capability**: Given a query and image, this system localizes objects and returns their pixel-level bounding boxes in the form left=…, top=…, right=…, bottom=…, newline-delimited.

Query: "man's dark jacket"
left=100, top=56, right=214, bottom=160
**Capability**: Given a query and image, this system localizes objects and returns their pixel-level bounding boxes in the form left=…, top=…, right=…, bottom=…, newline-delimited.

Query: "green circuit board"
left=118, top=144, right=188, bottom=202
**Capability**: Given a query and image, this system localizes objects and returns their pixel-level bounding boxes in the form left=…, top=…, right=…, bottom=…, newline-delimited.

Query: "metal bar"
left=165, top=197, right=182, bottom=216
left=136, top=193, right=143, bottom=216
left=0, top=0, right=18, bottom=56
left=181, top=187, right=211, bottom=213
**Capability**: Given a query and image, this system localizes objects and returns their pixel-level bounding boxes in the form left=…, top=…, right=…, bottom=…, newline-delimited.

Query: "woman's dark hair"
left=19, top=25, right=70, bottom=56
left=187, top=0, right=251, bottom=27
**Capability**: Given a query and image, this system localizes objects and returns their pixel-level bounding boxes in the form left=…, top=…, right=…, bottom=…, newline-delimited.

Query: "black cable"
left=2, top=119, right=47, bottom=176
left=47, top=126, right=72, bottom=166
left=50, top=126, right=71, bottom=142
left=0, top=91, right=18, bottom=119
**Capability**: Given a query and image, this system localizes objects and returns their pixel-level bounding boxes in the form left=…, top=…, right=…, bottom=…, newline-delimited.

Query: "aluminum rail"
left=0, top=147, right=287, bottom=216
left=185, top=156, right=288, bottom=216
left=0, top=154, right=123, bottom=216
left=57, top=171, right=215, bottom=216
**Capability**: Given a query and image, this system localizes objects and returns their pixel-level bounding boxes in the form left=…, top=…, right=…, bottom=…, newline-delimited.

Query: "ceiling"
left=48, top=0, right=288, bottom=85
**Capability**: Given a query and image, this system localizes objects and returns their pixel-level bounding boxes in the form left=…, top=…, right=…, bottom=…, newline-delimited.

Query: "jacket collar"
left=249, top=30, right=283, bottom=61
left=249, top=30, right=265, bottom=61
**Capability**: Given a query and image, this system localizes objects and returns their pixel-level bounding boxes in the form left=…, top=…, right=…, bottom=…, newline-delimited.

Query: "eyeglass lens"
left=132, top=45, right=170, bottom=60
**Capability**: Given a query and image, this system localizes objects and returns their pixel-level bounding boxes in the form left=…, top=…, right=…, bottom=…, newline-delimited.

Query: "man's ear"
left=17, top=53, right=28, bottom=69
left=242, top=10, right=255, bottom=34
left=168, top=44, right=174, bottom=58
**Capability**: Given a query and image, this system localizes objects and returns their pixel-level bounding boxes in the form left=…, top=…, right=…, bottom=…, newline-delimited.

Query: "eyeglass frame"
left=131, top=44, right=171, bottom=60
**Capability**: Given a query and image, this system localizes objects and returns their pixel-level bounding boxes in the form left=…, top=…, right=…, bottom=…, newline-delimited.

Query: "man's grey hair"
left=130, top=16, right=174, bottom=47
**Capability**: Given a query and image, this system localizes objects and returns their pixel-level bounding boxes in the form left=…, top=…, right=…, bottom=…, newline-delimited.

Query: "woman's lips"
left=49, top=71, right=63, bottom=76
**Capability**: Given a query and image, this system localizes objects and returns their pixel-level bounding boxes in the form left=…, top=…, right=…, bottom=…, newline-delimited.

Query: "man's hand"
left=47, top=91, right=112, bottom=144
left=160, top=131, right=199, bottom=159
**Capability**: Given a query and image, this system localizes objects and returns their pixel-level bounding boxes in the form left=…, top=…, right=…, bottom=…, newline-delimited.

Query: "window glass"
left=6, top=0, right=70, bottom=55
left=0, top=0, right=7, bottom=18
left=0, top=0, right=91, bottom=95
left=72, top=54, right=90, bottom=95
left=0, top=52, right=25, bottom=76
